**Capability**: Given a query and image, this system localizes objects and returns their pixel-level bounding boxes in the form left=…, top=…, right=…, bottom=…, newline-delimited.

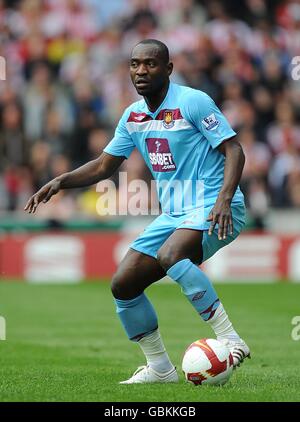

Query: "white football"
left=182, top=338, right=233, bottom=386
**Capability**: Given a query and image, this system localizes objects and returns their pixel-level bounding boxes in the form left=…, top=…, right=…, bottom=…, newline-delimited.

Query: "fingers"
left=229, top=215, right=234, bottom=236
left=24, top=196, right=37, bottom=213
left=43, top=188, right=54, bottom=204
left=24, top=198, right=32, bottom=212
left=24, top=199, right=32, bottom=213
left=24, top=192, right=44, bottom=214
left=218, top=214, right=226, bottom=240
left=220, top=214, right=233, bottom=239
left=24, top=183, right=58, bottom=213
left=209, top=213, right=234, bottom=239
left=207, top=212, right=213, bottom=222
left=223, top=216, right=229, bottom=239
left=208, top=214, right=218, bottom=236
left=31, top=195, right=40, bottom=214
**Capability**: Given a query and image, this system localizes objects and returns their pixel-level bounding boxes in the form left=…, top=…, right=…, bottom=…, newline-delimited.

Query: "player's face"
left=130, top=44, right=172, bottom=96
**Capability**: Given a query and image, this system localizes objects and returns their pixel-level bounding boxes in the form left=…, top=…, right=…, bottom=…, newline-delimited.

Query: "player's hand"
left=24, top=179, right=61, bottom=214
left=207, top=198, right=233, bottom=240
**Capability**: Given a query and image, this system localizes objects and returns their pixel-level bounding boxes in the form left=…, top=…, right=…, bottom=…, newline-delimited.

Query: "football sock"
left=207, top=302, right=241, bottom=342
left=114, top=293, right=158, bottom=341
left=138, top=328, right=174, bottom=373
left=167, top=258, right=220, bottom=321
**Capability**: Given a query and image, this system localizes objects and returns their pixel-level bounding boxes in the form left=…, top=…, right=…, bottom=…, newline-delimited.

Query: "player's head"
left=130, top=39, right=173, bottom=96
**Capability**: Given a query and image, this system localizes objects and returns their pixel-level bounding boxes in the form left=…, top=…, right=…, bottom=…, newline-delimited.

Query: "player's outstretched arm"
left=24, top=152, right=125, bottom=214
left=207, top=138, right=245, bottom=240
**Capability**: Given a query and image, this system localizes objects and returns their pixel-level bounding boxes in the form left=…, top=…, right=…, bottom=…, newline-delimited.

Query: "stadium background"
left=0, top=0, right=300, bottom=403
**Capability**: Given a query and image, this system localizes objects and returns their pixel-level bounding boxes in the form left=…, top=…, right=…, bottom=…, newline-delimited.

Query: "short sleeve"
left=181, top=90, right=236, bottom=149
left=103, top=108, right=135, bottom=159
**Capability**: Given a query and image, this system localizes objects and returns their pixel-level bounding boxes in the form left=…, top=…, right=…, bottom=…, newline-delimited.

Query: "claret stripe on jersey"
left=127, top=108, right=183, bottom=123
left=127, top=112, right=153, bottom=123
left=126, top=108, right=192, bottom=134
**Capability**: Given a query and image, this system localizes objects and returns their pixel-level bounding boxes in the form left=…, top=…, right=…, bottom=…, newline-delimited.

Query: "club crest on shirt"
left=163, top=110, right=174, bottom=129
left=202, top=113, right=219, bottom=131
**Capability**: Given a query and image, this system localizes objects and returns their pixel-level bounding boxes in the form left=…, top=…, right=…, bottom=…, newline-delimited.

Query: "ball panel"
left=182, top=338, right=233, bottom=386
left=202, top=366, right=233, bottom=386
left=206, top=338, right=231, bottom=361
left=186, top=372, right=207, bottom=385
left=182, top=345, right=211, bottom=373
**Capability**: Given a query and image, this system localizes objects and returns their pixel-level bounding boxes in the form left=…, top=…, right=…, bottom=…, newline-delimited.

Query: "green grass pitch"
left=0, top=281, right=300, bottom=402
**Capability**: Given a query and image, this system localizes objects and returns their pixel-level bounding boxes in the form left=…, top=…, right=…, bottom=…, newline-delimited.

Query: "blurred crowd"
left=0, top=0, right=300, bottom=226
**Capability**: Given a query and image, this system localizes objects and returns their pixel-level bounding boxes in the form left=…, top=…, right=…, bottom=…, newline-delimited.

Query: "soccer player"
left=25, top=39, right=250, bottom=384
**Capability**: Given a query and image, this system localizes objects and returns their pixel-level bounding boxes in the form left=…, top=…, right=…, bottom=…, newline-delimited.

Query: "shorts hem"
left=130, top=245, right=157, bottom=259
left=176, top=225, right=210, bottom=231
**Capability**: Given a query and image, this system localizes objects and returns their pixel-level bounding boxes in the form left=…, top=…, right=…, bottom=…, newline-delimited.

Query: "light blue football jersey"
left=103, top=82, right=244, bottom=214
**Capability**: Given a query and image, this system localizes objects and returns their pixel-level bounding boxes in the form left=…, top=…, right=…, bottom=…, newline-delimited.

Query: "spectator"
left=0, top=102, right=28, bottom=170
left=0, top=0, right=298, bottom=222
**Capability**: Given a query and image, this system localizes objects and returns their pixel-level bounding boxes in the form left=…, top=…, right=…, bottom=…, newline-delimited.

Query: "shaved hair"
left=134, top=39, right=170, bottom=64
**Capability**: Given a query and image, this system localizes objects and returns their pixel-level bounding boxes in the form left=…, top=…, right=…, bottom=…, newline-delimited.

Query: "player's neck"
left=144, top=82, right=170, bottom=113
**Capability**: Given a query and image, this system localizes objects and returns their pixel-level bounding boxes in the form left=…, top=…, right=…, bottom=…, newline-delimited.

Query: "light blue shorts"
left=130, top=203, right=246, bottom=263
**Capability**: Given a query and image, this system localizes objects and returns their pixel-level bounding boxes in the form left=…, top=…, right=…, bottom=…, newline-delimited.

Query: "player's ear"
left=167, top=62, right=173, bottom=76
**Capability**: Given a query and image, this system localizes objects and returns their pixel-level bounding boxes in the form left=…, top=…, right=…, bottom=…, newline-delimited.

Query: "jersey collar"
left=143, top=82, right=172, bottom=119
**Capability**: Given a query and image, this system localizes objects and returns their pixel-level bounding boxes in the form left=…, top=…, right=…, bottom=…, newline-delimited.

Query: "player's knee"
left=111, top=272, right=127, bottom=299
left=157, top=246, right=184, bottom=271
left=111, top=272, right=142, bottom=300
